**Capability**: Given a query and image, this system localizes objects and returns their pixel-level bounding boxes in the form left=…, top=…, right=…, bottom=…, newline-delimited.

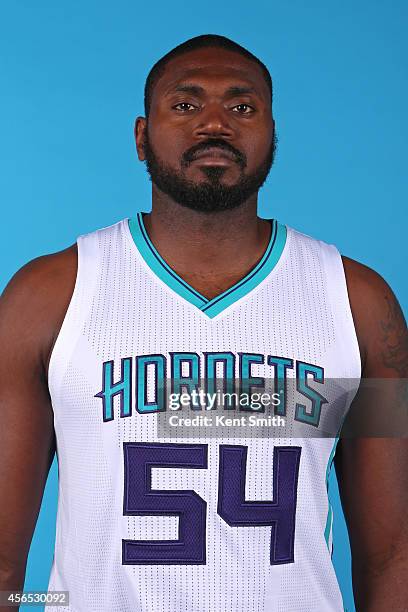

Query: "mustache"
left=181, top=139, right=246, bottom=169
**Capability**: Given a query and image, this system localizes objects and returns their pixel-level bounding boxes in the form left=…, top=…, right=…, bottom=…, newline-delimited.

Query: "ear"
left=134, top=116, right=147, bottom=161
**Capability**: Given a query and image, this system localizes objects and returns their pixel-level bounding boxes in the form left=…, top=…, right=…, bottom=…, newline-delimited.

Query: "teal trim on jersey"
left=324, top=435, right=340, bottom=548
left=128, top=212, right=287, bottom=319
left=128, top=214, right=208, bottom=309
left=325, top=406, right=351, bottom=550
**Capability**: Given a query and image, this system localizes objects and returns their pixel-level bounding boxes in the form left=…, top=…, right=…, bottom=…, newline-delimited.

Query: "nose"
left=192, top=103, right=235, bottom=140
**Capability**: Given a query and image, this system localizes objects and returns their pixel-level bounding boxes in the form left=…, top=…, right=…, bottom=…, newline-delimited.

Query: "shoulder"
left=285, top=229, right=406, bottom=375
left=2, top=244, right=77, bottom=305
left=341, top=255, right=407, bottom=376
left=0, top=244, right=78, bottom=375
left=341, top=255, right=396, bottom=317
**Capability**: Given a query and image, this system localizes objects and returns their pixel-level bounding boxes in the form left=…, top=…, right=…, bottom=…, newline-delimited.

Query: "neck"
left=140, top=187, right=272, bottom=299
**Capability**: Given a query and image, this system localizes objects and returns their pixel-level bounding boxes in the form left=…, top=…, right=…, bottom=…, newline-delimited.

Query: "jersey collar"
left=128, top=212, right=287, bottom=319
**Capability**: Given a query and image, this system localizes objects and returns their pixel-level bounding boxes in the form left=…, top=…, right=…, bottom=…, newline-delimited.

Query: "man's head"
left=135, top=34, right=277, bottom=213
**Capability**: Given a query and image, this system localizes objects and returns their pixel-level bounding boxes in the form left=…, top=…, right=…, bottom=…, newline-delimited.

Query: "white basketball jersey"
left=47, top=212, right=360, bottom=612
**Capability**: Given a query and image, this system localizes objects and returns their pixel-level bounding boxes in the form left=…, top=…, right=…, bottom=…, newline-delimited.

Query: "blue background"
left=1, top=1, right=407, bottom=611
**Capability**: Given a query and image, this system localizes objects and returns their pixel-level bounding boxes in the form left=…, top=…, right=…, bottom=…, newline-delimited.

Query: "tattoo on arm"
left=380, top=294, right=408, bottom=376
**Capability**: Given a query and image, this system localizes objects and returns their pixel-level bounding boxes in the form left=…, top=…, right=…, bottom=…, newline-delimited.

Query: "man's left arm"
left=334, top=256, right=408, bottom=611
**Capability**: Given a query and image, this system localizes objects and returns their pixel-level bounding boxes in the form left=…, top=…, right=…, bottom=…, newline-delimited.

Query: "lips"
left=191, top=147, right=238, bottom=162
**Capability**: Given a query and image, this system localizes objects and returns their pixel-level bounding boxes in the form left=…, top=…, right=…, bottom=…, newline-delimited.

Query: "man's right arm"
left=0, top=246, right=77, bottom=604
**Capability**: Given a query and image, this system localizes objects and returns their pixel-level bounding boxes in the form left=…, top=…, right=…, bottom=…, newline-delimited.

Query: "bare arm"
left=334, top=256, right=408, bottom=611
left=0, top=246, right=76, bottom=608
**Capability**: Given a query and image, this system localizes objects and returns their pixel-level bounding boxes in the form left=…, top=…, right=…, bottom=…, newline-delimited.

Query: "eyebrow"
left=169, top=84, right=205, bottom=96
left=224, top=86, right=257, bottom=97
left=166, top=83, right=259, bottom=98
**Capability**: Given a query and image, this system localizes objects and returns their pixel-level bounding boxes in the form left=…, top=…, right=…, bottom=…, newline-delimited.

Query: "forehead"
left=153, top=47, right=270, bottom=101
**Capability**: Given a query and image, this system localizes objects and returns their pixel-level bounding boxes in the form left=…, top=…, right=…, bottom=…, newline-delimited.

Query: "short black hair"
left=144, top=34, right=273, bottom=117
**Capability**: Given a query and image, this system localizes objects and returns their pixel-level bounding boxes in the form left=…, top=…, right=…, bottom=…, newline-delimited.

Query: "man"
left=0, top=34, right=406, bottom=612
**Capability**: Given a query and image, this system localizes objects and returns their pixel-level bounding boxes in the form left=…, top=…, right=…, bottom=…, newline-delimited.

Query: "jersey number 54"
left=122, top=442, right=301, bottom=565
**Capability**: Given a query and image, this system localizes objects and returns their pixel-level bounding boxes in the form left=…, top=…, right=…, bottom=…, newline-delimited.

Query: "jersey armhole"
left=47, top=232, right=100, bottom=405
left=321, top=241, right=362, bottom=382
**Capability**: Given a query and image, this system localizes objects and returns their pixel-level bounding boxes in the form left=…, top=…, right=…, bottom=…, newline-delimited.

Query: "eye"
left=173, top=102, right=197, bottom=112
left=232, top=103, right=255, bottom=114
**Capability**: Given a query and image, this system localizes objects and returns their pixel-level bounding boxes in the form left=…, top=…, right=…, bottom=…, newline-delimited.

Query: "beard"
left=143, top=131, right=277, bottom=213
